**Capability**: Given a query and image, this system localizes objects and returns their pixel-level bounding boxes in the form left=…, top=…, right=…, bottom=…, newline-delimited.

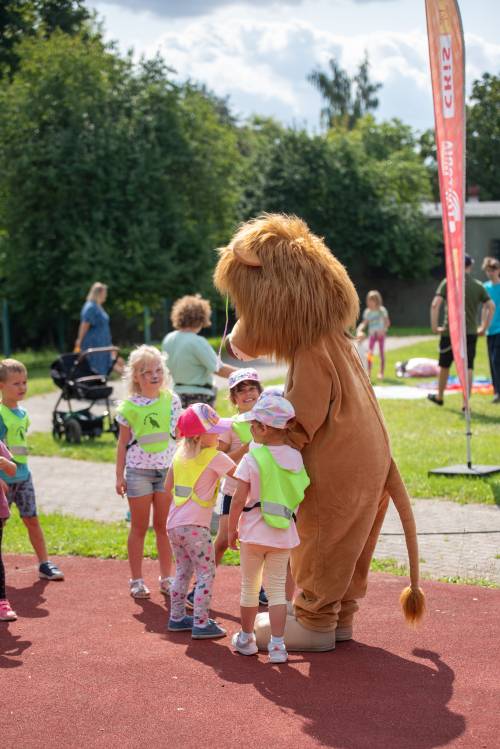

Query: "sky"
left=86, top=0, right=500, bottom=133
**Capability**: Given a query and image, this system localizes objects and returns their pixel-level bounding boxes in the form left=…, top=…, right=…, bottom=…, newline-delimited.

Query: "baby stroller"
left=50, top=347, right=120, bottom=443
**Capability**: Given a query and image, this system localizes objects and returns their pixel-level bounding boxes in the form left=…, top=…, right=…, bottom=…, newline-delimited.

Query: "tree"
left=0, top=33, right=242, bottom=346
left=0, top=0, right=91, bottom=79
left=419, top=72, right=500, bottom=202
left=467, top=72, right=500, bottom=201
left=308, top=53, right=382, bottom=130
left=241, top=115, right=437, bottom=279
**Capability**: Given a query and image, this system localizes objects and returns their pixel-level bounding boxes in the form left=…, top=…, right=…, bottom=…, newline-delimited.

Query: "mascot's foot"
left=285, top=601, right=353, bottom=642
left=335, top=626, right=353, bottom=642
left=255, top=612, right=335, bottom=652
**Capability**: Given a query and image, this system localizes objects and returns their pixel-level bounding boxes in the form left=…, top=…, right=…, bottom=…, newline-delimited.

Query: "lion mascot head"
left=214, top=213, right=360, bottom=362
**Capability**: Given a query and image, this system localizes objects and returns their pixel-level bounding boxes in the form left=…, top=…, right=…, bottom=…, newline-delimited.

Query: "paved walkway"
left=30, top=455, right=500, bottom=584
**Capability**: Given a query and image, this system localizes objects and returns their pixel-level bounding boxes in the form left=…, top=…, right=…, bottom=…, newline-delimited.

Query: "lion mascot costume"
left=214, top=213, right=425, bottom=652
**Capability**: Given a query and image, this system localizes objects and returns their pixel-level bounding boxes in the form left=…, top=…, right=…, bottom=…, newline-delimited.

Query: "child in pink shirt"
left=0, top=440, right=19, bottom=621
left=164, top=403, right=235, bottom=639
left=228, top=393, right=309, bottom=663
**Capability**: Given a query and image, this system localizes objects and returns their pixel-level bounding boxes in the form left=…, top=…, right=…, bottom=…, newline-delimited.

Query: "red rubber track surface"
left=1, top=555, right=499, bottom=749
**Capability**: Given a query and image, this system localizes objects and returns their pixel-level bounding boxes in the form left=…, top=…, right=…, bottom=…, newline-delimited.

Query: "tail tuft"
left=400, top=586, right=426, bottom=626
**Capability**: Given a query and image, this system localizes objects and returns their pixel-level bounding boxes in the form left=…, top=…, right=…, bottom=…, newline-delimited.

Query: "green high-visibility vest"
left=249, top=445, right=310, bottom=529
left=117, top=392, right=172, bottom=453
left=172, top=447, right=219, bottom=508
left=232, top=421, right=252, bottom=444
left=0, top=405, right=29, bottom=464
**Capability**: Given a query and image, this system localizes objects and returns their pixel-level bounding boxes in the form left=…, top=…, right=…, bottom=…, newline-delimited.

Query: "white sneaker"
left=159, top=576, right=175, bottom=596
left=232, top=631, right=258, bottom=656
left=268, top=640, right=288, bottom=663
left=129, top=578, right=150, bottom=598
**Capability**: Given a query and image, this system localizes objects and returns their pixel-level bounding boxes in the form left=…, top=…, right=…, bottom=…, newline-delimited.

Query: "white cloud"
left=93, top=1, right=500, bottom=131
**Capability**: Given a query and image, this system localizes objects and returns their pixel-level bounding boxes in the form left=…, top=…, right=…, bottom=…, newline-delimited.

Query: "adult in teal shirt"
left=162, top=295, right=236, bottom=408
left=482, top=257, right=500, bottom=403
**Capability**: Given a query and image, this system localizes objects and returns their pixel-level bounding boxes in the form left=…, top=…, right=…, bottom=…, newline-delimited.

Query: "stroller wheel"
left=52, top=426, right=63, bottom=441
left=65, top=418, right=82, bottom=444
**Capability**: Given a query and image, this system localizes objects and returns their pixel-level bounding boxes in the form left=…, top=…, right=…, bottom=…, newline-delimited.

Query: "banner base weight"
left=429, top=464, right=500, bottom=477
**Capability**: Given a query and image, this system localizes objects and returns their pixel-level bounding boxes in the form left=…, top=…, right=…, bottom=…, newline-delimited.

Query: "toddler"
left=185, top=368, right=264, bottom=608
left=0, top=359, right=64, bottom=581
left=116, top=345, right=181, bottom=598
left=164, top=403, right=235, bottom=639
left=229, top=393, right=309, bottom=663
left=357, top=290, right=390, bottom=379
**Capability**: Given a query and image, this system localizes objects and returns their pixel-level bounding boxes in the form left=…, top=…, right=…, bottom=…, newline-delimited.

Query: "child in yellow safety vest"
left=164, top=403, right=235, bottom=639
left=228, top=393, right=309, bottom=664
left=0, top=359, right=64, bottom=582
left=185, top=367, right=264, bottom=610
left=116, top=346, right=182, bottom=599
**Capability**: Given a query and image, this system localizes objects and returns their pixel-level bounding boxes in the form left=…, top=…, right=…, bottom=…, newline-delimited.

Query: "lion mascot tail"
left=385, top=459, right=426, bottom=626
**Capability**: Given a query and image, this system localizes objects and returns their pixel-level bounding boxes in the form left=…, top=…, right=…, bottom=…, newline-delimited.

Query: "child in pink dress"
left=164, top=403, right=235, bottom=639
left=228, top=393, right=309, bottom=663
left=0, top=440, right=19, bottom=621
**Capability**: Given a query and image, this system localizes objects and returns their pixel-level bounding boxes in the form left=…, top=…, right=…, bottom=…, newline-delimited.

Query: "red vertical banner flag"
left=425, top=0, right=468, bottom=403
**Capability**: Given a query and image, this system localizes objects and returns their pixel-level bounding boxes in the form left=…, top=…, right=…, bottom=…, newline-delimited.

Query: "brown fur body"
left=214, top=214, right=424, bottom=638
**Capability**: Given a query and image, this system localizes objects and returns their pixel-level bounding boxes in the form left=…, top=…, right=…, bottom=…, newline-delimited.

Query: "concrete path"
left=29, top=455, right=500, bottom=584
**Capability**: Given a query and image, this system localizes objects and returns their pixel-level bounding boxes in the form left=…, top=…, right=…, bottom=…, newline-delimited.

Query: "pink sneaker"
left=0, top=599, right=17, bottom=621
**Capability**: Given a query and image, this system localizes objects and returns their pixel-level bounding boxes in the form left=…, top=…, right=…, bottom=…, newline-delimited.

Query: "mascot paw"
left=254, top=612, right=336, bottom=652
left=335, top=626, right=353, bottom=642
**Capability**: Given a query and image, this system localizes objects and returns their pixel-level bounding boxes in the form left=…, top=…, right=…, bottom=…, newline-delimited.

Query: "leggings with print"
left=0, top=521, right=6, bottom=600
left=368, top=332, right=386, bottom=376
left=168, top=525, right=216, bottom=627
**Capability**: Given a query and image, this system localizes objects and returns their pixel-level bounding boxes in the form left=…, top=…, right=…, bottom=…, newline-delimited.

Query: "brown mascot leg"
left=254, top=482, right=390, bottom=652
left=337, top=491, right=390, bottom=640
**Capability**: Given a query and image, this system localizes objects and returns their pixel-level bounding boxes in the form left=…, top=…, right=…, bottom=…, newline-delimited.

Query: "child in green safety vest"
left=0, top=359, right=64, bottom=582
left=116, top=345, right=182, bottom=599
left=228, top=392, right=309, bottom=664
left=164, top=402, right=236, bottom=639
left=185, top=367, right=264, bottom=610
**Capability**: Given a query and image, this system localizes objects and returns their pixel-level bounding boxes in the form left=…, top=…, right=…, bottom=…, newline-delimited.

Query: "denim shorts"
left=7, top=475, right=37, bottom=518
left=125, top=467, right=168, bottom=498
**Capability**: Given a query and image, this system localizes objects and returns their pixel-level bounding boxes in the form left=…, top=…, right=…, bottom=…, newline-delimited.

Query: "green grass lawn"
left=4, top=512, right=496, bottom=587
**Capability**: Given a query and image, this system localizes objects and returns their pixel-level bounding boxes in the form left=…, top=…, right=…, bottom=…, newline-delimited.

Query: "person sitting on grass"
left=164, top=403, right=235, bottom=639
left=228, top=393, right=309, bottom=664
left=428, top=254, right=494, bottom=408
left=0, top=359, right=64, bottom=582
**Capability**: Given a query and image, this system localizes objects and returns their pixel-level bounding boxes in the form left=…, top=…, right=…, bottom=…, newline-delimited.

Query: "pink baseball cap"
left=228, top=368, right=261, bottom=390
left=236, top=392, right=295, bottom=430
left=177, top=403, right=233, bottom=438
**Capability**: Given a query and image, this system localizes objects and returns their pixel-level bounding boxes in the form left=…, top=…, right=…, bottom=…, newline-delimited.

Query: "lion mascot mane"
left=214, top=213, right=425, bottom=652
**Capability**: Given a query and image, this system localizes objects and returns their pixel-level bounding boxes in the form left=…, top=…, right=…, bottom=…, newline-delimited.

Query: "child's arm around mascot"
left=214, top=213, right=425, bottom=653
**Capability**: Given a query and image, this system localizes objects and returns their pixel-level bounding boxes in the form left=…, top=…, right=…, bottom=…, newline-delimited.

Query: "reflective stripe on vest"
left=10, top=446, right=28, bottom=456
left=172, top=447, right=220, bottom=508
left=137, top=432, right=170, bottom=446
left=249, top=445, right=310, bottom=529
left=116, top=392, right=172, bottom=453
left=0, top=404, right=29, bottom=465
